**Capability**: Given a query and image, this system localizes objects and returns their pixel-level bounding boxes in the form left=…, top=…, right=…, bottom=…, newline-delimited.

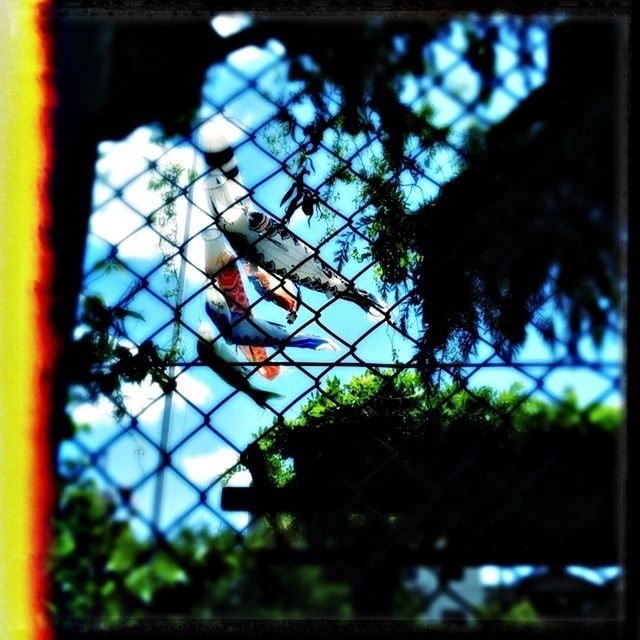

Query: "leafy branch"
left=148, top=161, right=197, bottom=360
left=69, top=295, right=176, bottom=421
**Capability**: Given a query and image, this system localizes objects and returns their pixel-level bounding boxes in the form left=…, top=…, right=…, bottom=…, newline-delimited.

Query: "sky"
left=60, top=15, right=622, bottom=593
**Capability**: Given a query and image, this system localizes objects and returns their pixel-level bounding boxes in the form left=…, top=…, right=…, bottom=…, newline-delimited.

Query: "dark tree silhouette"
left=411, top=22, right=622, bottom=374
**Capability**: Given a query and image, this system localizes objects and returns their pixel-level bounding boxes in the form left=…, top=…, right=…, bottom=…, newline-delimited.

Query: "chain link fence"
left=55, top=14, right=623, bottom=624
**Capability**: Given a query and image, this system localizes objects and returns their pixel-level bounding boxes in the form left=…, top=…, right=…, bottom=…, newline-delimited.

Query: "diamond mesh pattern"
left=62, top=15, right=623, bottom=619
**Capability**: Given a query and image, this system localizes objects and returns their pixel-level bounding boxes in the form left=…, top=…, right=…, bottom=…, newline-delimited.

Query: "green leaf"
left=224, top=552, right=241, bottom=570
left=308, top=405, right=325, bottom=418
left=151, top=552, right=188, bottom=586
left=106, top=529, right=140, bottom=573
left=100, top=580, right=117, bottom=598
left=114, top=308, right=145, bottom=322
left=53, top=527, right=76, bottom=558
left=124, top=565, right=155, bottom=603
left=122, top=553, right=187, bottom=604
left=502, top=599, right=540, bottom=622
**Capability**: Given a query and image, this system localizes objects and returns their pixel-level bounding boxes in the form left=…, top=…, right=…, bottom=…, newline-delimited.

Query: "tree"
left=49, top=477, right=352, bottom=622
left=51, top=370, right=621, bottom=620
left=410, top=22, right=622, bottom=373
left=241, top=371, right=621, bottom=616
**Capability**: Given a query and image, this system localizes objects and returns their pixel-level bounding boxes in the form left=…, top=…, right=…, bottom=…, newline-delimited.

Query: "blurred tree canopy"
left=241, top=370, right=620, bottom=614
left=52, top=370, right=621, bottom=621
left=50, top=478, right=353, bottom=622
left=103, top=15, right=620, bottom=378
left=411, top=22, right=622, bottom=373
left=261, top=369, right=620, bottom=515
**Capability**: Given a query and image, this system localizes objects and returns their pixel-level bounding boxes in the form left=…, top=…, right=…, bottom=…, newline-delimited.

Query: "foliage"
left=66, top=160, right=199, bottom=427
left=146, top=160, right=199, bottom=362
left=264, top=19, right=486, bottom=168
left=52, top=365, right=620, bottom=621
left=265, top=369, right=619, bottom=459
left=93, top=17, right=622, bottom=379
left=411, top=23, right=622, bottom=374
left=50, top=479, right=141, bottom=620
left=252, top=370, right=620, bottom=585
left=49, top=478, right=352, bottom=622
left=477, top=598, right=541, bottom=623
left=68, top=295, right=176, bottom=420
left=148, top=162, right=197, bottom=306
left=256, top=19, right=479, bottom=302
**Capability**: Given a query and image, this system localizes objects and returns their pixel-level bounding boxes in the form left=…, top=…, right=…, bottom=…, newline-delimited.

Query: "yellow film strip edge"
left=1, top=2, right=54, bottom=640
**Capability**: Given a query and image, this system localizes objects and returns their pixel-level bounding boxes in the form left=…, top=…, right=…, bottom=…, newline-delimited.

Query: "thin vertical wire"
left=152, top=149, right=198, bottom=527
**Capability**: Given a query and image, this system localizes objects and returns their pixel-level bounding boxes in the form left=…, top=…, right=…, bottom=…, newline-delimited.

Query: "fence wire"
left=58, top=14, right=623, bottom=622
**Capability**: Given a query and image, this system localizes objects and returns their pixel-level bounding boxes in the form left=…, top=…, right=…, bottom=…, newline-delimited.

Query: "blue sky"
left=61, top=15, right=622, bottom=592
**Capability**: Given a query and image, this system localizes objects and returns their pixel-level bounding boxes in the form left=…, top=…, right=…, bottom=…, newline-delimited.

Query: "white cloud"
left=479, top=566, right=500, bottom=586
left=121, top=379, right=165, bottom=422
left=91, top=117, right=254, bottom=267
left=210, top=13, right=252, bottom=38
left=266, top=39, right=285, bottom=57
left=174, top=371, right=211, bottom=403
left=157, top=145, right=201, bottom=173
left=70, top=395, right=116, bottom=427
left=119, top=371, right=212, bottom=424
left=115, top=226, right=160, bottom=260
left=92, top=145, right=210, bottom=261
left=182, top=447, right=251, bottom=486
left=89, top=199, right=145, bottom=247
left=73, top=325, right=90, bottom=340
left=227, top=45, right=266, bottom=69
left=96, top=127, right=164, bottom=187
left=226, top=468, right=253, bottom=487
